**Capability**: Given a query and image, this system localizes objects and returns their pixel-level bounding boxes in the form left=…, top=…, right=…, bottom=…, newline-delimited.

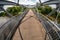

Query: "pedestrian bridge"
left=0, top=0, right=60, bottom=40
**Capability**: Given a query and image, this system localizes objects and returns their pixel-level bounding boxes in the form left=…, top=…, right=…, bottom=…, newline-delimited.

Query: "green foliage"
left=37, top=5, right=59, bottom=18
left=0, top=12, right=7, bottom=17
left=38, top=5, right=52, bottom=14
left=23, top=7, right=26, bottom=11
left=58, top=13, right=60, bottom=18
left=0, top=6, right=26, bottom=17
left=38, top=6, right=42, bottom=10
left=7, top=6, right=22, bottom=16
left=37, top=5, right=60, bottom=23
left=51, top=11, right=57, bottom=18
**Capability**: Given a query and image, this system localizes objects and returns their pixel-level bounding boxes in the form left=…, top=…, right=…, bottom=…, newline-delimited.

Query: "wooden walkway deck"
left=12, top=10, right=46, bottom=40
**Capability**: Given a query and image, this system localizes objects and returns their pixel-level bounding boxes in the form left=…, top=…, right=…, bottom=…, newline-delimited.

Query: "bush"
left=7, top=6, right=22, bottom=16
left=38, top=5, right=52, bottom=14
left=0, top=12, right=7, bottom=17
left=37, top=5, right=60, bottom=23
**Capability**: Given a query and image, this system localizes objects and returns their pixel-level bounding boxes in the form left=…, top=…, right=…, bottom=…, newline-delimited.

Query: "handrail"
left=41, top=0, right=59, bottom=5
left=0, top=9, right=29, bottom=40
left=6, top=9, right=29, bottom=40
left=40, top=13, right=60, bottom=31
left=0, top=12, right=25, bottom=29
left=39, top=13, right=60, bottom=40
left=32, top=9, right=60, bottom=40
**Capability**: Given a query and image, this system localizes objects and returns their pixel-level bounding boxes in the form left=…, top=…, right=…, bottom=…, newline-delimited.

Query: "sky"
left=8, top=0, right=39, bottom=5
left=4, top=0, right=56, bottom=9
left=8, top=0, right=56, bottom=7
left=4, top=0, right=40, bottom=9
left=8, top=0, right=49, bottom=5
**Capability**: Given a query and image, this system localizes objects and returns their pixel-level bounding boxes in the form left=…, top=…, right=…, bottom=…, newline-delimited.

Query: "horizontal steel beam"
left=42, top=1, right=59, bottom=5
left=0, top=1, right=19, bottom=5
left=0, top=1, right=25, bottom=8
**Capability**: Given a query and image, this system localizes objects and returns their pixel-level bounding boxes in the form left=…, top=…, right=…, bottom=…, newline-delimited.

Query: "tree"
left=0, top=6, right=27, bottom=17
left=51, top=11, right=57, bottom=18
left=44, top=5, right=52, bottom=14
left=6, top=6, right=22, bottom=16
left=38, top=5, right=52, bottom=14
left=0, top=12, right=7, bottom=17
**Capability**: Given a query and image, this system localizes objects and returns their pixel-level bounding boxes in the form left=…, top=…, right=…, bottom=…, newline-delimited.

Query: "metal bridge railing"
left=0, top=9, right=29, bottom=40
left=39, top=14, right=60, bottom=40
left=33, top=9, right=60, bottom=40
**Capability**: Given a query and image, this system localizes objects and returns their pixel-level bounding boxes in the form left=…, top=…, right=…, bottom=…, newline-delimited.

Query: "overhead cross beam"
left=0, top=1, right=19, bottom=5
left=0, top=7, right=13, bottom=17
left=0, top=0, right=25, bottom=17
left=37, top=0, right=60, bottom=24
left=41, top=0, right=59, bottom=5
left=47, top=0, right=60, bottom=16
left=0, top=1, right=19, bottom=17
left=17, top=0, right=19, bottom=4
left=39, top=0, right=41, bottom=3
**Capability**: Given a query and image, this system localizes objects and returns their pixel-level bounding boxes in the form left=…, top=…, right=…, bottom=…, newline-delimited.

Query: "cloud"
left=19, top=0, right=39, bottom=5
left=4, top=0, right=56, bottom=9
left=41, top=0, right=48, bottom=3
left=4, top=0, right=38, bottom=9
left=7, top=0, right=39, bottom=5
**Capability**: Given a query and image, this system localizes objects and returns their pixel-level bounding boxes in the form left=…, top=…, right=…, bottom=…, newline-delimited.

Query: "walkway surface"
left=12, top=10, right=46, bottom=40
